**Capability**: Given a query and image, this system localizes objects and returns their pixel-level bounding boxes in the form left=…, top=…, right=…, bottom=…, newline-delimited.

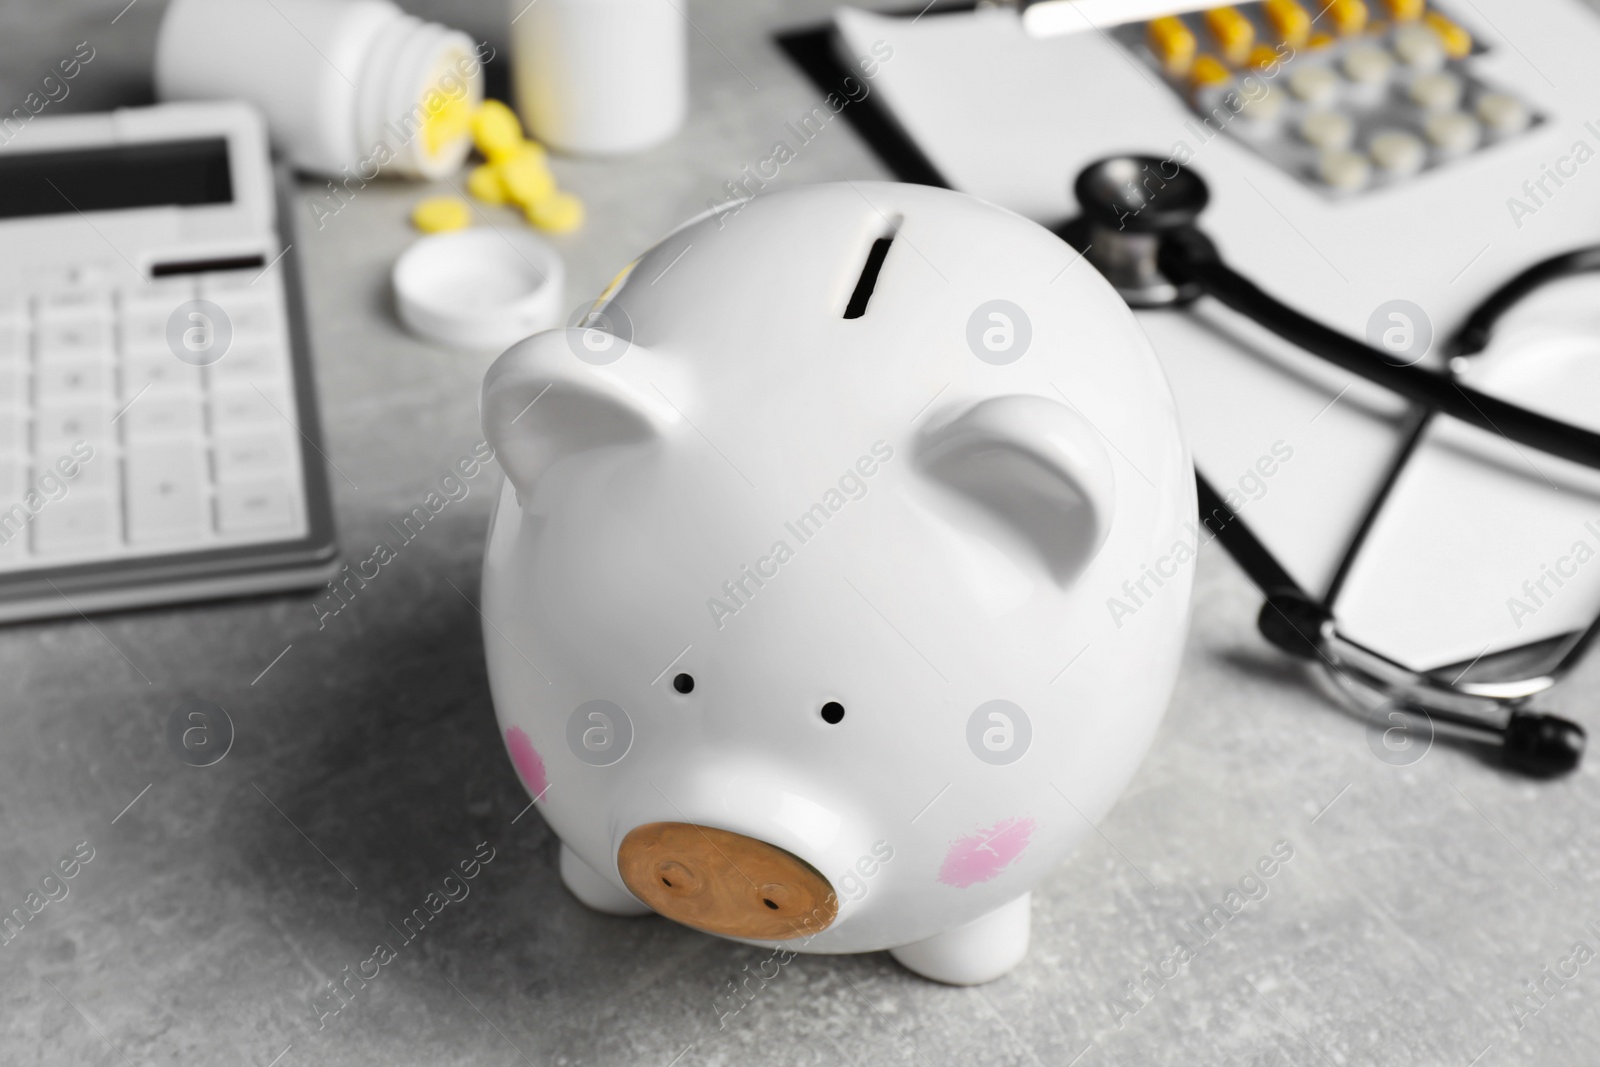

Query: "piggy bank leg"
left=559, top=842, right=652, bottom=916
left=889, top=893, right=1030, bottom=985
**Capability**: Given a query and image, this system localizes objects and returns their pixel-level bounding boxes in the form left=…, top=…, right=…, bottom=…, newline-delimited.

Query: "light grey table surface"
left=5, top=1, right=1600, bottom=1065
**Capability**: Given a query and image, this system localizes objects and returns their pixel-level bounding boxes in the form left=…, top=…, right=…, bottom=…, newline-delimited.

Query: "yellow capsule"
left=1306, top=30, right=1336, bottom=50
left=1327, top=0, right=1368, bottom=35
left=1424, top=10, right=1472, bottom=56
left=411, top=196, right=473, bottom=233
left=1383, top=0, right=1424, bottom=20
left=497, top=153, right=556, bottom=206
left=1263, top=0, right=1310, bottom=47
left=471, top=99, right=526, bottom=162
left=1147, top=16, right=1197, bottom=76
left=466, top=163, right=507, bottom=206
left=1204, top=6, right=1256, bottom=65
left=525, top=191, right=585, bottom=234
left=1191, top=53, right=1232, bottom=86
left=1246, top=43, right=1282, bottom=69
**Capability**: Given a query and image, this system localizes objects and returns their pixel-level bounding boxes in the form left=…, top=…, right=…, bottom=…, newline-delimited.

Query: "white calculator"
left=0, top=102, right=338, bottom=622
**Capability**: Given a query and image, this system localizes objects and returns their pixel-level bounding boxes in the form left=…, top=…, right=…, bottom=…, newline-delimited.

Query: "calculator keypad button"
left=215, top=433, right=293, bottom=483
left=0, top=364, right=26, bottom=403
left=120, top=312, right=173, bottom=355
left=37, top=290, right=113, bottom=322
left=125, top=395, right=204, bottom=441
left=38, top=362, right=108, bottom=401
left=0, top=409, right=26, bottom=454
left=33, top=494, right=116, bottom=555
left=207, top=295, right=282, bottom=340
left=0, top=324, right=25, bottom=361
left=124, top=353, right=204, bottom=396
left=218, top=478, right=296, bottom=533
left=212, top=386, right=293, bottom=428
left=37, top=403, right=110, bottom=447
left=37, top=320, right=112, bottom=359
left=0, top=262, right=308, bottom=571
left=126, top=442, right=207, bottom=543
left=211, top=344, right=289, bottom=385
left=41, top=453, right=109, bottom=493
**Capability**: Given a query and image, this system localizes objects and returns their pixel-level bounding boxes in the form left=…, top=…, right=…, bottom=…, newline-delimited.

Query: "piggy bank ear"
left=916, top=395, right=1116, bottom=585
left=482, top=329, right=665, bottom=505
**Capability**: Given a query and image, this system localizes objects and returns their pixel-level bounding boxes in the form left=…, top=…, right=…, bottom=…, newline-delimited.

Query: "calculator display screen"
left=0, top=138, right=232, bottom=220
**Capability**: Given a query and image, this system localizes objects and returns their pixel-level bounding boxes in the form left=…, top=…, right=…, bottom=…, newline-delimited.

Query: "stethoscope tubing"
left=1160, top=235, right=1600, bottom=473
left=1067, top=153, right=1592, bottom=771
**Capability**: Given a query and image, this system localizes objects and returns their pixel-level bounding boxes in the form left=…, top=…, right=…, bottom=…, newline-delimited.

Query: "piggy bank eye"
left=820, top=702, right=845, bottom=725
left=673, top=673, right=695, bottom=694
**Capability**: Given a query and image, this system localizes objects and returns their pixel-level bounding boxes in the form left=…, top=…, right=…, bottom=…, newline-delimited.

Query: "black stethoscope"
left=1064, top=155, right=1598, bottom=775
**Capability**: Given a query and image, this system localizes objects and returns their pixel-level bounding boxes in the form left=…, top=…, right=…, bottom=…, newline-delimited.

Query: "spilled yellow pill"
left=422, top=93, right=472, bottom=158
left=505, top=139, right=548, bottom=166
left=411, top=196, right=473, bottom=233
left=498, top=153, right=556, bottom=206
left=525, top=191, right=584, bottom=234
left=466, top=163, right=507, bottom=205
left=471, top=99, right=525, bottom=162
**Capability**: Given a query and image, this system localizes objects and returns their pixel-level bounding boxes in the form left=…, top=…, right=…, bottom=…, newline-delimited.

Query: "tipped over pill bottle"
left=155, top=0, right=486, bottom=179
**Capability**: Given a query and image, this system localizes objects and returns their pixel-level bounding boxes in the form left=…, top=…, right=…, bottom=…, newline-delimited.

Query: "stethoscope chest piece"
left=1059, top=155, right=1213, bottom=308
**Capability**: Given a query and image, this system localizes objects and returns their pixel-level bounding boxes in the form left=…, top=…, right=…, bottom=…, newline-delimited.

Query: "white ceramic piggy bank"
left=479, top=181, right=1193, bottom=985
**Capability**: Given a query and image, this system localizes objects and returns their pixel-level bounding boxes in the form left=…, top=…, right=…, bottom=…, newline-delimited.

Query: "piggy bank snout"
left=617, top=822, right=838, bottom=941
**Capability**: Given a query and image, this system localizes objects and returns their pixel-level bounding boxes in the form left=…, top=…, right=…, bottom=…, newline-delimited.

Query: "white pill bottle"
left=509, top=0, right=687, bottom=156
left=155, top=0, right=484, bottom=179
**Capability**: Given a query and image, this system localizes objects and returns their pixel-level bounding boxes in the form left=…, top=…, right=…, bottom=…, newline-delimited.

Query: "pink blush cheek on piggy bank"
left=478, top=181, right=1193, bottom=985
left=938, top=818, right=1038, bottom=889
left=505, top=727, right=547, bottom=799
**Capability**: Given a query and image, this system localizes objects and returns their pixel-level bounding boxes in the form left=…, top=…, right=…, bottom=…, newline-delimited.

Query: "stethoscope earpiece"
left=1255, top=591, right=1331, bottom=661
left=1504, top=709, right=1587, bottom=776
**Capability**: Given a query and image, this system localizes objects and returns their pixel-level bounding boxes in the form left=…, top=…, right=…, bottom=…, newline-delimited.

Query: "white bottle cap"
left=392, top=228, right=566, bottom=350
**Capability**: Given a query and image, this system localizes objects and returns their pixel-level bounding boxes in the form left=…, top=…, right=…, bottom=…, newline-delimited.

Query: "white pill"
left=1239, top=87, right=1284, bottom=123
left=1392, top=24, right=1446, bottom=71
left=1409, top=71, right=1463, bottom=112
left=1342, top=45, right=1395, bottom=85
left=1289, top=64, right=1339, bottom=105
left=1477, top=92, right=1531, bottom=135
left=1318, top=149, right=1372, bottom=191
left=1300, top=110, right=1356, bottom=151
left=1425, top=110, right=1482, bottom=153
left=1369, top=129, right=1426, bottom=176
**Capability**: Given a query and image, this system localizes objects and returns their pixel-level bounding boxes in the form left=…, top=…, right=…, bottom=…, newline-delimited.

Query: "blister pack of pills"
left=1116, top=0, right=1542, bottom=195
